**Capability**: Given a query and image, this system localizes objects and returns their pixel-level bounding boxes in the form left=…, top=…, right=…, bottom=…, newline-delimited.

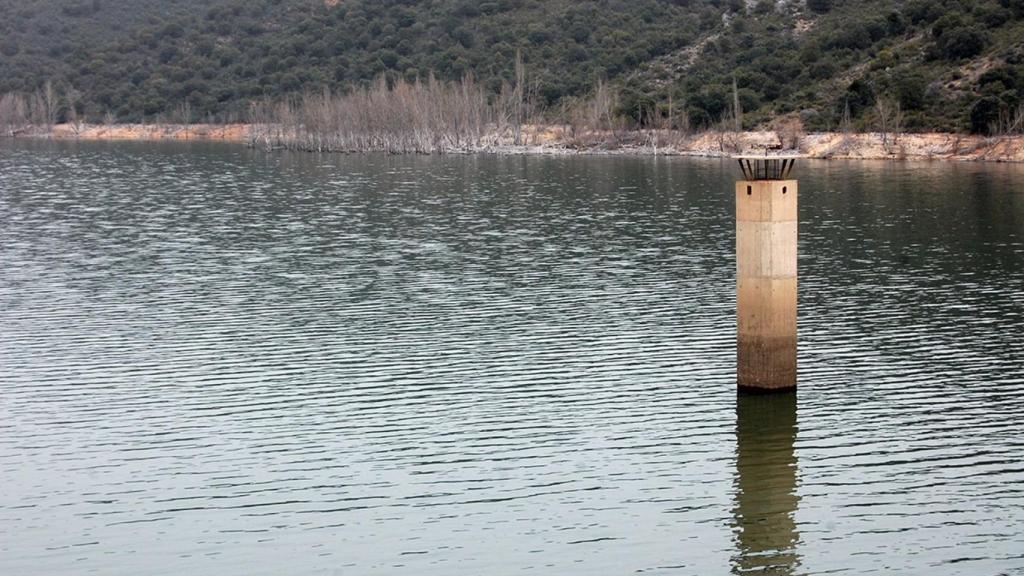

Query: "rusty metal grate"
left=735, top=154, right=802, bottom=180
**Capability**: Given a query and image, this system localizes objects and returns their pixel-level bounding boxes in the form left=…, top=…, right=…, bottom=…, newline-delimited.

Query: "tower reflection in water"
left=732, top=392, right=801, bottom=575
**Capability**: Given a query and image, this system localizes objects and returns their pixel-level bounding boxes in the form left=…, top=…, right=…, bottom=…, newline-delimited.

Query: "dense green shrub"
left=894, top=73, right=928, bottom=110
left=806, top=0, right=833, bottom=14
left=935, top=26, right=989, bottom=59
left=1001, top=0, right=1024, bottom=17
left=905, top=0, right=945, bottom=25
left=1, top=0, right=1022, bottom=130
left=970, top=96, right=1003, bottom=133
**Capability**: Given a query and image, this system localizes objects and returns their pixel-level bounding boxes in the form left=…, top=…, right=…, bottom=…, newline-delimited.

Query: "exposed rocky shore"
left=14, top=123, right=1024, bottom=163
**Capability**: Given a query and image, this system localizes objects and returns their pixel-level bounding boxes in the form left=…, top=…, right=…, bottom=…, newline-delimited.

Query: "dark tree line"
left=1, top=0, right=1023, bottom=134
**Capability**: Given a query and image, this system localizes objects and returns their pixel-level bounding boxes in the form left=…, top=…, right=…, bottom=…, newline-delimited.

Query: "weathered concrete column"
left=735, top=157, right=799, bottom=392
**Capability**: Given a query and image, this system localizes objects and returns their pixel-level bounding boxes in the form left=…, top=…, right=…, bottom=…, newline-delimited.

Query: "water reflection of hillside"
left=732, top=392, right=800, bottom=575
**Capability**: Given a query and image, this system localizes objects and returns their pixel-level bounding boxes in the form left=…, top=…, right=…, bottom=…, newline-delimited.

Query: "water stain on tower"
left=735, top=155, right=800, bottom=392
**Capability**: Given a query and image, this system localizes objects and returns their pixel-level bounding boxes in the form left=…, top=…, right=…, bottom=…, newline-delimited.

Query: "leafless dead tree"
left=772, top=113, right=805, bottom=151
left=564, top=79, right=624, bottom=148
left=251, top=74, right=497, bottom=153
left=0, top=92, right=29, bottom=136
left=989, top=103, right=1024, bottom=136
left=64, top=87, right=85, bottom=136
left=513, top=50, right=525, bottom=146
left=716, top=110, right=742, bottom=154
left=732, top=76, right=743, bottom=132
left=875, top=97, right=902, bottom=150
left=1, top=81, right=65, bottom=136
left=42, top=81, right=59, bottom=127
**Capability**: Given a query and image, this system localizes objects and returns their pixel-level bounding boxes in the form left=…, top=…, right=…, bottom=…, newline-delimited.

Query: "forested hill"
left=1, top=0, right=1023, bottom=133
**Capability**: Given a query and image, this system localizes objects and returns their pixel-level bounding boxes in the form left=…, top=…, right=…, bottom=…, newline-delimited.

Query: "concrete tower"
left=734, top=155, right=800, bottom=392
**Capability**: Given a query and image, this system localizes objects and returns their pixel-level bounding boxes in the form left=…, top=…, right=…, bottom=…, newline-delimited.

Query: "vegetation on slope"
left=1, top=0, right=1023, bottom=134
left=630, top=0, right=1024, bottom=134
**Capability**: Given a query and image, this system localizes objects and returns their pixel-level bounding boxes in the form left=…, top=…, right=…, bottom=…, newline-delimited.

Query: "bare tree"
left=674, top=87, right=690, bottom=135
left=0, top=92, right=29, bottom=135
left=716, top=110, right=741, bottom=153
left=176, top=101, right=193, bottom=139
left=732, top=76, right=743, bottom=132
left=892, top=101, right=904, bottom=148
left=251, top=73, right=496, bottom=154
left=989, top=103, right=1024, bottom=135
left=563, top=78, right=624, bottom=148
left=42, top=81, right=59, bottom=126
left=837, top=99, right=855, bottom=153
left=513, top=50, right=525, bottom=146
left=666, top=91, right=674, bottom=132
left=660, top=85, right=688, bottom=135
left=1011, top=104, right=1024, bottom=134
left=874, top=97, right=900, bottom=148
left=772, top=113, right=805, bottom=150
left=27, top=90, right=46, bottom=125
left=176, top=101, right=192, bottom=126
left=841, top=100, right=853, bottom=135
left=65, top=87, right=84, bottom=136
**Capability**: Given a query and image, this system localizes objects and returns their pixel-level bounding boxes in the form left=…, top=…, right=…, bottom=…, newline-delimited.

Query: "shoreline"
left=8, top=123, right=1024, bottom=163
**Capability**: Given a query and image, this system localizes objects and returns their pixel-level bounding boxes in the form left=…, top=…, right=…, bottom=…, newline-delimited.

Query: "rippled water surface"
left=1, top=140, right=1023, bottom=575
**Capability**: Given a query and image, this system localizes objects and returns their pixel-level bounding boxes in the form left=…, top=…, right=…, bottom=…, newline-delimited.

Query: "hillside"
left=629, top=0, right=1024, bottom=134
left=1, top=0, right=1023, bottom=134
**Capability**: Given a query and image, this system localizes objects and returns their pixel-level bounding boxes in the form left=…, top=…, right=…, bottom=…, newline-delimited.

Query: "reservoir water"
left=1, top=140, right=1022, bottom=575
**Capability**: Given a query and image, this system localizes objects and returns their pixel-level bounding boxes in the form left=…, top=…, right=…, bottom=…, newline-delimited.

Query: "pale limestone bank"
left=15, top=123, right=1024, bottom=163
